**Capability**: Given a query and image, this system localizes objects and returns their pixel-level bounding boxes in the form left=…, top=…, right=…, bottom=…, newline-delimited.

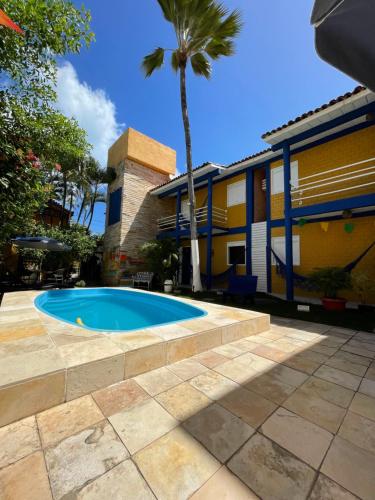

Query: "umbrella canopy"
left=312, top=0, right=375, bottom=92
left=11, top=237, right=71, bottom=252
left=0, top=8, right=24, bottom=35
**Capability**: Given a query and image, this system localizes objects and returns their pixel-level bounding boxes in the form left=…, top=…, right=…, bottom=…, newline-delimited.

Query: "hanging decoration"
left=344, top=222, right=354, bottom=234
left=320, top=222, right=329, bottom=232
left=298, top=218, right=307, bottom=227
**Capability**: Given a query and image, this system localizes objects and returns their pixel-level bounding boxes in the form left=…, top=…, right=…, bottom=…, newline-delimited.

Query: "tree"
left=142, top=0, right=242, bottom=292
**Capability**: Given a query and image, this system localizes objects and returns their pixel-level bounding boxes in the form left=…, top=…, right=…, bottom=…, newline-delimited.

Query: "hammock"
left=271, top=240, right=375, bottom=290
left=201, top=263, right=237, bottom=287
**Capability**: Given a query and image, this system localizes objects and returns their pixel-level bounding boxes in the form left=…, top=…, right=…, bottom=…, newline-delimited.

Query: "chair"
left=132, top=272, right=154, bottom=290
left=45, top=268, right=65, bottom=287
left=223, top=275, right=258, bottom=304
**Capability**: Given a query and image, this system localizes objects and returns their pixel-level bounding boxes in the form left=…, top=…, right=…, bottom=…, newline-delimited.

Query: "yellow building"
left=150, top=86, right=375, bottom=305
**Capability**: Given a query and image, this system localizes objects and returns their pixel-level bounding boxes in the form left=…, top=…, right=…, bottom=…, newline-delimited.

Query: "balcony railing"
left=291, top=157, right=375, bottom=207
left=157, top=205, right=227, bottom=232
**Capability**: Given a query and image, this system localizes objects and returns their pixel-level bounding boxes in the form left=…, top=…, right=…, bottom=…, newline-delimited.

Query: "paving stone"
left=194, top=350, right=229, bottom=368
left=190, top=466, right=258, bottom=499
left=214, top=356, right=259, bottom=384
left=349, top=392, right=375, bottom=421
left=298, top=376, right=354, bottom=408
left=167, top=358, right=208, bottom=380
left=359, top=377, right=375, bottom=398
left=213, top=344, right=245, bottom=358
left=244, top=372, right=296, bottom=405
left=310, top=344, right=339, bottom=356
left=134, top=427, right=220, bottom=500
left=189, top=370, right=239, bottom=400
left=0, top=335, right=54, bottom=357
left=324, top=356, right=367, bottom=377
left=365, top=363, right=375, bottom=381
left=156, top=382, right=211, bottom=421
left=314, top=365, right=362, bottom=391
left=37, top=395, right=104, bottom=448
left=228, top=433, right=316, bottom=500
left=322, top=436, right=375, bottom=500
left=0, top=416, right=40, bottom=469
left=58, top=337, right=123, bottom=367
left=109, top=398, right=177, bottom=454
left=335, top=349, right=371, bottom=367
left=230, top=339, right=260, bottom=352
left=261, top=407, right=333, bottom=468
left=283, top=387, right=346, bottom=433
left=219, top=386, right=276, bottom=427
left=44, top=421, right=128, bottom=500
left=183, top=403, right=254, bottom=462
left=341, top=344, right=375, bottom=359
left=282, top=354, right=320, bottom=375
left=268, top=363, right=309, bottom=387
left=251, top=345, right=289, bottom=363
left=338, top=411, right=375, bottom=454
left=0, top=451, right=52, bottom=500
left=92, top=379, right=150, bottom=417
left=77, top=459, right=155, bottom=499
left=135, top=366, right=182, bottom=396
left=310, top=474, right=357, bottom=500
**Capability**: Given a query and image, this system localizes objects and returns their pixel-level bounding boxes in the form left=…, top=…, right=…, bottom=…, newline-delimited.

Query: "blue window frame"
left=108, top=187, right=122, bottom=226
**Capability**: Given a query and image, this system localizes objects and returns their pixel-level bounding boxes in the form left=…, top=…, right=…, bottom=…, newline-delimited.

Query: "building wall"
left=103, top=128, right=176, bottom=285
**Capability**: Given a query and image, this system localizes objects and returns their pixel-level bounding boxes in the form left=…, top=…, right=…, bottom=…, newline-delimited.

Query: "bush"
left=140, top=239, right=179, bottom=284
left=308, top=267, right=352, bottom=299
left=75, top=280, right=86, bottom=287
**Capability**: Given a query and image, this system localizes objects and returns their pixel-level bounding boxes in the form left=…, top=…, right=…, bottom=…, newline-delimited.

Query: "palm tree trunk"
left=87, top=184, right=98, bottom=231
left=179, top=63, right=203, bottom=292
left=77, top=192, right=86, bottom=223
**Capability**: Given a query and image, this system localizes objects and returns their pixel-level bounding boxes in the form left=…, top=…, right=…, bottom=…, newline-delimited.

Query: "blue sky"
left=60, top=0, right=356, bottom=233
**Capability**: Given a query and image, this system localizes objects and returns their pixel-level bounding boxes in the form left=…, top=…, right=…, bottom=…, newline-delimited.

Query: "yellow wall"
left=108, top=127, right=176, bottom=175
left=181, top=172, right=247, bottom=228
left=271, top=216, right=375, bottom=303
left=271, top=125, right=375, bottom=220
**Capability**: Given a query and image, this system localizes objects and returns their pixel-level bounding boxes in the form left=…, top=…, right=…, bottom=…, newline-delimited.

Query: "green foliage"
left=140, top=239, right=179, bottom=283
left=17, top=223, right=98, bottom=271
left=351, top=271, right=375, bottom=305
left=308, top=267, right=352, bottom=299
left=142, top=0, right=242, bottom=78
left=0, top=0, right=93, bottom=106
left=0, top=151, right=50, bottom=245
left=75, top=280, right=86, bottom=287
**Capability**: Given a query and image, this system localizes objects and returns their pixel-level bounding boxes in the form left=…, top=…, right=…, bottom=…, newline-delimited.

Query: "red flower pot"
left=322, top=297, right=347, bottom=312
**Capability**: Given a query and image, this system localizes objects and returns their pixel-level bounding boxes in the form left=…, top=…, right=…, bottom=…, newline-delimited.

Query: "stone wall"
left=103, top=159, right=174, bottom=285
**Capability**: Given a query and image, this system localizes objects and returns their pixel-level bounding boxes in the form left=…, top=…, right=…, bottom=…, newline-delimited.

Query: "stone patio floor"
left=0, top=316, right=375, bottom=499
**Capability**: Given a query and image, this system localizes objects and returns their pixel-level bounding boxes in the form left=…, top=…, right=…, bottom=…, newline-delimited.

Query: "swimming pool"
left=35, top=288, right=206, bottom=332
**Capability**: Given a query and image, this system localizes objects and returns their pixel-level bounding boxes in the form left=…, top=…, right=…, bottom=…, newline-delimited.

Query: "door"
left=251, top=222, right=267, bottom=292
left=181, top=247, right=191, bottom=285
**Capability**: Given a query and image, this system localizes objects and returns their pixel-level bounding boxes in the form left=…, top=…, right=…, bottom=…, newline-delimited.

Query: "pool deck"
left=0, top=288, right=269, bottom=427
left=0, top=315, right=374, bottom=499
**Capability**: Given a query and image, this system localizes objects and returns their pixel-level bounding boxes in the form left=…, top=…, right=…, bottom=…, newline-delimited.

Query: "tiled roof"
left=261, top=86, right=366, bottom=139
left=228, top=148, right=273, bottom=168
left=149, top=162, right=213, bottom=192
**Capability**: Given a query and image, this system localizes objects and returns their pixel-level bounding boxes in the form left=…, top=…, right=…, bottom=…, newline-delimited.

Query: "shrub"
left=75, top=280, right=86, bottom=287
left=307, top=267, right=352, bottom=299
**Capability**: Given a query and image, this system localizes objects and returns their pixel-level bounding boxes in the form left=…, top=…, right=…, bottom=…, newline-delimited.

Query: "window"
left=271, top=235, right=300, bottom=265
left=271, top=161, right=299, bottom=194
left=227, top=180, right=246, bottom=207
left=227, top=241, right=246, bottom=265
left=108, top=187, right=122, bottom=226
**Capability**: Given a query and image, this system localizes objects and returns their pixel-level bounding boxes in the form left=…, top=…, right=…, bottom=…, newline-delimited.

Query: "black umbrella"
left=312, top=0, right=375, bottom=92
left=11, top=237, right=71, bottom=252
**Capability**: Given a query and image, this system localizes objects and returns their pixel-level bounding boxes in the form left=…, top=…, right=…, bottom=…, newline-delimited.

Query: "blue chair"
left=223, top=275, right=258, bottom=304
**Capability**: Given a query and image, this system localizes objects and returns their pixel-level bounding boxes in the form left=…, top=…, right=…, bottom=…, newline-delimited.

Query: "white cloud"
left=56, top=61, right=123, bottom=167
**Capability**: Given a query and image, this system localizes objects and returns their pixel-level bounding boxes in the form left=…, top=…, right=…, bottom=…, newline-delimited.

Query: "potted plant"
left=140, top=239, right=179, bottom=292
left=308, top=267, right=352, bottom=311
left=351, top=271, right=375, bottom=311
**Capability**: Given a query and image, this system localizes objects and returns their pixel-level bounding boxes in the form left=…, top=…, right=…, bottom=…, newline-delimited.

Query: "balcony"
left=291, top=156, right=375, bottom=209
left=157, top=205, right=227, bottom=233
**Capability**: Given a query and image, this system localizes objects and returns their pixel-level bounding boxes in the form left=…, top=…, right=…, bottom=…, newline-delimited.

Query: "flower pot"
left=164, top=280, right=173, bottom=293
left=322, top=297, right=347, bottom=311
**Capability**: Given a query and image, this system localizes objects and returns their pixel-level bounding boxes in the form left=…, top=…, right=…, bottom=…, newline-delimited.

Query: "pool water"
left=35, top=288, right=206, bottom=332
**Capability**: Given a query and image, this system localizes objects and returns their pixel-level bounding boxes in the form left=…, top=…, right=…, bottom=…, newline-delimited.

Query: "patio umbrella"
left=11, top=237, right=71, bottom=252
left=312, top=0, right=375, bottom=92
left=0, top=8, right=24, bottom=35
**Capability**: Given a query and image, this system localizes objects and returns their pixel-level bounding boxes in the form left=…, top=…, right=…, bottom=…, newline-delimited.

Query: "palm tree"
left=142, top=0, right=242, bottom=292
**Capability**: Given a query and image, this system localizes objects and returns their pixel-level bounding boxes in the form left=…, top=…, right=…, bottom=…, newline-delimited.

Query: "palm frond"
left=142, top=47, right=165, bottom=77
left=171, top=50, right=180, bottom=72
left=205, top=39, right=234, bottom=59
left=190, top=53, right=211, bottom=78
